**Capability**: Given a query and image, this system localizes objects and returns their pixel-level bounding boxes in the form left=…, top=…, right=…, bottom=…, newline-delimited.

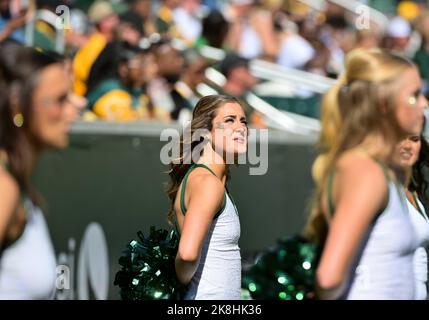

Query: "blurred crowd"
left=1, top=0, right=429, bottom=126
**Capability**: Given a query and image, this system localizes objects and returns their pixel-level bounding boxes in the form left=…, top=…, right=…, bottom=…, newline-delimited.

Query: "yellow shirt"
left=72, top=32, right=106, bottom=96
left=92, top=89, right=169, bottom=122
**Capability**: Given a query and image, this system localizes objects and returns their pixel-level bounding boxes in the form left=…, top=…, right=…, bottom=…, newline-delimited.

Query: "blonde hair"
left=305, top=48, right=415, bottom=244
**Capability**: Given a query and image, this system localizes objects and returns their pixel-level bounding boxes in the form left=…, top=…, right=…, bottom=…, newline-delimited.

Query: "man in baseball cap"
left=218, top=52, right=266, bottom=128
left=219, top=52, right=249, bottom=75
left=88, top=0, right=117, bottom=25
left=73, top=1, right=119, bottom=96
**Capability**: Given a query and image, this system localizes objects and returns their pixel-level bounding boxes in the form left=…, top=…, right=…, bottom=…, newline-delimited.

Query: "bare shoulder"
left=0, top=167, right=19, bottom=199
left=336, top=151, right=386, bottom=181
left=187, top=167, right=224, bottom=200
left=335, top=150, right=388, bottom=201
left=0, top=167, right=20, bottom=221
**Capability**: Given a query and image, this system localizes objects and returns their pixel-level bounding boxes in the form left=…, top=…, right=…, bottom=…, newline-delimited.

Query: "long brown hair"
left=166, top=94, right=242, bottom=224
left=0, top=44, right=64, bottom=201
left=409, top=129, right=429, bottom=205
left=305, top=48, right=415, bottom=245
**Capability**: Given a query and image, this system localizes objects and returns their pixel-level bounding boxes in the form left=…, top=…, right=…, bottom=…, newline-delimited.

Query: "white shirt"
left=183, top=192, right=242, bottom=300
left=0, top=200, right=57, bottom=299
left=406, top=193, right=429, bottom=300
left=173, top=7, right=202, bottom=43
left=344, top=183, right=418, bottom=299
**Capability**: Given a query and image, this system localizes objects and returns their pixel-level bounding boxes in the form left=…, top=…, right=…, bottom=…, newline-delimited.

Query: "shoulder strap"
left=225, top=186, right=238, bottom=215
left=180, top=164, right=226, bottom=219
left=373, top=158, right=390, bottom=183
left=0, top=152, right=10, bottom=173
left=327, top=170, right=335, bottom=217
left=412, top=192, right=429, bottom=221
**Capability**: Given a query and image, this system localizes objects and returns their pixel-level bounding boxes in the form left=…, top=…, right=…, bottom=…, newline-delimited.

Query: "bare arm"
left=316, top=156, right=388, bottom=299
left=225, top=19, right=244, bottom=52
left=0, top=169, right=20, bottom=247
left=0, top=15, right=26, bottom=43
left=249, top=10, right=278, bottom=60
left=175, top=173, right=224, bottom=285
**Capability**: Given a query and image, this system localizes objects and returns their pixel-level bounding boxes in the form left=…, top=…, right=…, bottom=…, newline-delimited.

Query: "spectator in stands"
left=382, top=16, right=412, bottom=56
left=297, top=15, right=330, bottom=76
left=156, top=42, right=185, bottom=86
left=155, top=0, right=180, bottom=39
left=0, top=0, right=31, bottom=44
left=87, top=42, right=168, bottom=122
left=170, top=50, right=209, bottom=123
left=146, top=42, right=184, bottom=118
left=62, top=0, right=91, bottom=53
left=194, top=9, right=229, bottom=49
left=319, top=13, right=352, bottom=77
left=225, top=0, right=278, bottom=61
left=72, top=0, right=119, bottom=96
left=124, top=0, right=156, bottom=37
left=219, top=53, right=255, bottom=98
left=413, top=10, right=429, bottom=98
left=276, top=18, right=315, bottom=70
left=117, top=11, right=144, bottom=46
left=173, top=0, right=203, bottom=46
left=85, top=11, right=145, bottom=97
left=0, top=44, right=81, bottom=299
left=218, top=52, right=265, bottom=127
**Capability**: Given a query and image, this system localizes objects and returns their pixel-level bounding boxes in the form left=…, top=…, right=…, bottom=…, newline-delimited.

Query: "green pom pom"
left=114, top=227, right=186, bottom=300
left=242, top=235, right=321, bottom=300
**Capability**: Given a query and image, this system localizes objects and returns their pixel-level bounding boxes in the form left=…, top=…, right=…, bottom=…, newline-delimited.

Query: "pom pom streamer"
left=114, top=227, right=185, bottom=300
left=242, top=235, right=321, bottom=300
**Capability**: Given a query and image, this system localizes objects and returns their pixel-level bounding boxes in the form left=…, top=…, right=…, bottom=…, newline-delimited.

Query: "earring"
left=13, top=113, right=24, bottom=127
left=408, top=96, right=417, bottom=107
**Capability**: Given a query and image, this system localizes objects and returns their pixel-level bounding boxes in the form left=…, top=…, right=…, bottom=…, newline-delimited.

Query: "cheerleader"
left=166, top=95, right=247, bottom=300
left=395, top=132, right=429, bottom=299
left=306, top=49, right=427, bottom=299
left=0, top=44, right=80, bottom=299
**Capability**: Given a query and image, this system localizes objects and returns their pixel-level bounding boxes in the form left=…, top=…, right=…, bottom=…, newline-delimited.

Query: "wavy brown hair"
left=0, top=44, right=64, bottom=202
left=305, top=48, right=416, bottom=245
left=409, top=131, right=429, bottom=206
left=166, top=94, right=243, bottom=224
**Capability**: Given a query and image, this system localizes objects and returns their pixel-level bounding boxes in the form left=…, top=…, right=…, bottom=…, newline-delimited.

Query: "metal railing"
left=25, top=9, right=65, bottom=53
left=250, top=59, right=335, bottom=94
left=199, top=45, right=335, bottom=95
left=199, top=66, right=321, bottom=137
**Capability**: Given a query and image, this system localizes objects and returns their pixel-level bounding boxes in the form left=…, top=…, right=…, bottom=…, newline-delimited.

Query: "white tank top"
left=0, top=198, right=57, bottom=299
left=178, top=164, right=242, bottom=300
left=344, top=182, right=418, bottom=299
left=406, top=194, right=429, bottom=300
left=184, top=193, right=241, bottom=300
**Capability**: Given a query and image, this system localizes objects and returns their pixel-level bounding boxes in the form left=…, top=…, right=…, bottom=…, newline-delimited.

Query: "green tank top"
left=174, top=164, right=230, bottom=234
